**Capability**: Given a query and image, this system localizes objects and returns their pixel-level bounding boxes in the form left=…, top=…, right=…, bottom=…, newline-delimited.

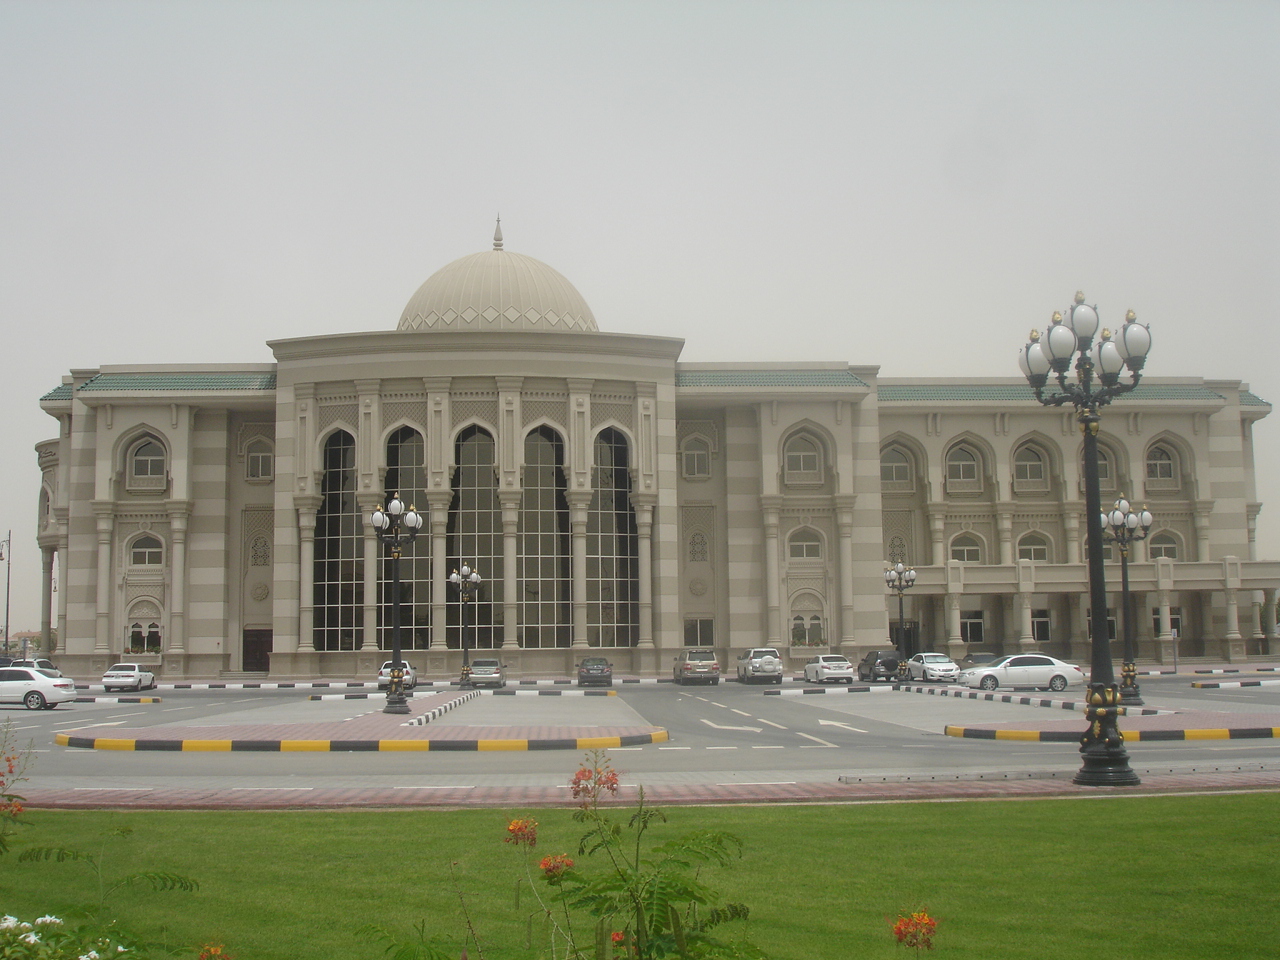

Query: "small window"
left=881, top=447, right=912, bottom=485
left=1149, top=532, right=1178, bottom=559
left=1032, top=610, right=1051, bottom=642
left=127, top=438, right=168, bottom=491
left=960, top=611, right=984, bottom=643
left=946, top=446, right=978, bottom=482
left=246, top=439, right=274, bottom=480
left=1146, top=445, right=1175, bottom=480
left=789, top=529, right=822, bottom=559
left=681, top=438, right=710, bottom=479
left=1014, top=447, right=1045, bottom=482
left=130, top=535, right=163, bottom=565
left=784, top=435, right=823, bottom=484
left=683, top=618, right=714, bottom=646
left=1017, top=534, right=1048, bottom=562
left=1086, top=609, right=1118, bottom=641
left=951, top=535, right=982, bottom=563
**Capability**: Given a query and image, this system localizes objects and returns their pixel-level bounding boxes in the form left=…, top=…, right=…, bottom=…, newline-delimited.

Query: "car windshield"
left=922, top=655, right=950, bottom=663
left=823, top=657, right=849, bottom=664
left=987, top=656, right=1014, bottom=667
left=108, top=664, right=137, bottom=672
left=472, top=659, right=500, bottom=668
left=582, top=658, right=608, bottom=666
left=686, top=651, right=716, bottom=661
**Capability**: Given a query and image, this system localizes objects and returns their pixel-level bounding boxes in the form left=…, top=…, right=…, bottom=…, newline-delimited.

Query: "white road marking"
left=658, top=746, right=692, bottom=750
left=818, top=719, right=869, bottom=733
left=711, top=702, right=728, bottom=708
left=107, top=712, right=145, bottom=719
left=759, top=719, right=788, bottom=729
left=699, top=719, right=763, bottom=732
left=393, top=785, right=476, bottom=790
left=731, top=709, right=752, bottom=717
left=717, top=781, right=796, bottom=786
left=73, top=787, right=153, bottom=791
left=796, top=732, right=840, bottom=748
left=229, top=787, right=315, bottom=791
left=706, top=745, right=739, bottom=750
left=751, top=745, right=785, bottom=749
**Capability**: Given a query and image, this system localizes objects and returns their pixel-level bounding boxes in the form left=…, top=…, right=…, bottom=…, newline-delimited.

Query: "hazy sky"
left=2, top=1, right=1276, bottom=632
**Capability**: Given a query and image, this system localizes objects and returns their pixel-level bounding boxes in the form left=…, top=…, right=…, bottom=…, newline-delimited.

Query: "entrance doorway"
left=242, top=629, right=272, bottom=672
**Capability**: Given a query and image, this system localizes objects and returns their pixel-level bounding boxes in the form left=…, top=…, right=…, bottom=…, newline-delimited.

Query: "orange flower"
left=504, top=817, right=538, bottom=847
left=539, top=853, right=574, bottom=879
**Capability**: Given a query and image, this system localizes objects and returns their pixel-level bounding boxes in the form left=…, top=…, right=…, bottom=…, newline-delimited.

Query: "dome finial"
left=493, top=215, right=503, bottom=251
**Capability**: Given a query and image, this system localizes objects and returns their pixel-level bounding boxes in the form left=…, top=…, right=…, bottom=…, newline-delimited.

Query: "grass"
left=0, top=793, right=1277, bottom=959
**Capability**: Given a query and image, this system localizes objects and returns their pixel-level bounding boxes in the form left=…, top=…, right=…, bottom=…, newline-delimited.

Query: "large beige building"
left=33, top=232, right=1280, bottom=680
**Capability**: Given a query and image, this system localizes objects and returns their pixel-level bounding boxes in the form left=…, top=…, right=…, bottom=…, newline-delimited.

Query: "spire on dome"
left=493, top=216, right=503, bottom=251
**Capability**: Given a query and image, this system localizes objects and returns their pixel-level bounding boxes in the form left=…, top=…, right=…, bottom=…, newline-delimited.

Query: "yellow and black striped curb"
left=1191, top=679, right=1280, bottom=689
left=73, top=696, right=163, bottom=704
left=308, top=688, right=618, bottom=701
left=54, top=729, right=669, bottom=752
left=898, top=684, right=1169, bottom=715
left=944, top=725, right=1280, bottom=742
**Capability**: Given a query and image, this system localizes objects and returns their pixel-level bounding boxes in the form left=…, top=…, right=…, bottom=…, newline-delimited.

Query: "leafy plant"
left=891, top=910, right=938, bottom=954
left=18, top=826, right=200, bottom=918
left=1, top=718, right=32, bottom=854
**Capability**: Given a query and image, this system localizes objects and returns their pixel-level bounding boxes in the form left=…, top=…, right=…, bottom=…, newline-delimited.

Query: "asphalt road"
left=7, top=674, right=1279, bottom=796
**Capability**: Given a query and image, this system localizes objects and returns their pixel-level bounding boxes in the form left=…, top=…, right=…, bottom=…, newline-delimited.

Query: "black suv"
left=857, top=649, right=901, bottom=682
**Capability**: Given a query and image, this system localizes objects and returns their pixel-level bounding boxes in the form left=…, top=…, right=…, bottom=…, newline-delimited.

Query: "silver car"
left=376, top=661, right=418, bottom=690
left=468, top=658, right=507, bottom=688
left=906, top=653, right=960, bottom=683
left=735, top=647, right=784, bottom=684
left=673, top=649, right=721, bottom=685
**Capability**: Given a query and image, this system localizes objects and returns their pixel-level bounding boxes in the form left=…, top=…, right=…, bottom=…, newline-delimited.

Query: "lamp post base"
left=1119, top=660, right=1144, bottom=706
left=383, top=677, right=411, bottom=715
left=1074, top=682, right=1141, bottom=786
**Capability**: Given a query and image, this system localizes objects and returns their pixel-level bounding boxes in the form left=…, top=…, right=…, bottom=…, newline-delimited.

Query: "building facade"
left=33, top=233, right=1280, bottom=679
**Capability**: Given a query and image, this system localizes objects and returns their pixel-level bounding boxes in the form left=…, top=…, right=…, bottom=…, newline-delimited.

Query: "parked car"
left=673, top=649, right=720, bottom=685
left=803, top=654, right=855, bottom=684
left=857, top=649, right=901, bottom=682
left=376, top=661, right=418, bottom=691
left=735, top=647, right=784, bottom=684
left=468, top=658, right=507, bottom=688
left=906, top=653, right=960, bottom=683
left=959, top=652, right=999, bottom=669
left=958, top=654, right=1085, bottom=692
left=0, top=665, right=77, bottom=710
left=577, top=656, right=614, bottom=687
left=102, top=663, right=156, bottom=692
left=10, top=658, right=61, bottom=677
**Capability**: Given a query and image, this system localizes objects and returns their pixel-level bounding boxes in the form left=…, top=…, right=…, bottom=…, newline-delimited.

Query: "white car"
left=467, top=658, right=507, bottom=688
left=102, top=663, right=156, bottom=692
left=803, top=655, right=855, bottom=684
left=736, top=648, right=784, bottom=684
left=0, top=665, right=77, bottom=710
left=10, top=658, right=61, bottom=677
left=376, top=661, right=418, bottom=690
left=906, top=653, right=960, bottom=683
left=958, top=654, right=1086, bottom=692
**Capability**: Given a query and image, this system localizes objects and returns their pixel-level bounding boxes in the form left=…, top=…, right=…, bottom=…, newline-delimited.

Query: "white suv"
left=735, top=648, right=784, bottom=684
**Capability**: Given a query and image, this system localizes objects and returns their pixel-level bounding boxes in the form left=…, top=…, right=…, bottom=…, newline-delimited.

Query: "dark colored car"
left=577, top=656, right=614, bottom=687
left=857, top=649, right=901, bottom=682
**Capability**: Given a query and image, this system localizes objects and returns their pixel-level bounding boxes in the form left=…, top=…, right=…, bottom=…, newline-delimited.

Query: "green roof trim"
left=1241, top=391, right=1271, bottom=407
left=878, top=383, right=1229, bottom=403
left=40, top=384, right=73, bottom=402
left=76, top=373, right=277, bottom=393
left=677, top=369, right=869, bottom=388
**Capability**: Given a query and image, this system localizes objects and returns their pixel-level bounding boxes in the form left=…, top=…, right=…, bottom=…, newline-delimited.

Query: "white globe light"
left=1069, top=302, right=1099, bottom=340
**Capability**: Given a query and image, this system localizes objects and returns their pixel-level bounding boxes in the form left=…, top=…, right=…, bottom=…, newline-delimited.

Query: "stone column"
left=836, top=497, right=856, bottom=645
left=1073, top=592, right=1092, bottom=663
left=945, top=593, right=963, bottom=659
left=40, top=547, right=54, bottom=657
left=569, top=492, right=591, bottom=648
left=997, top=510, right=1013, bottom=566
left=359, top=497, right=381, bottom=651
left=1224, top=587, right=1241, bottom=641
left=1064, top=512, right=1080, bottom=565
left=92, top=503, right=114, bottom=652
left=635, top=501, right=655, bottom=650
left=762, top=502, right=781, bottom=647
left=166, top=504, right=190, bottom=653
left=499, top=493, right=520, bottom=649
left=1017, top=593, right=1035, bottom=651
left=1263, top=588, right=1278, bottom=651
left=296, top=502, right=319, bottom=652
left=427, top=493, right=451, bottom=650
left=927, top=506, right=946, bottom=566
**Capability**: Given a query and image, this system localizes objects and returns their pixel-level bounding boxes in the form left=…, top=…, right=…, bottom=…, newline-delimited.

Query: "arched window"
left=130, top=535, right=163, bottom=565
left=946, top=445, right=982, bottom=493
left=246, top=439, right=274, bottom=480
left=784, top=434, right=823, bottom=484
left=518, top=427, right=571, bottom=648
left=379, top=427, right=430, bottom=650
left=587, top=429, right=639, bottom=646
left=681, top=437, right=711, bottom=479
left=1149, top=532, right=1179, bottom=559
left=788, top=528, right=822, bottom=559
left=314, top=431, right=362, bottom=651
left=127, top=437, right=167, bottom=491
left=1015, top=446, right=1044, bottom=479
left=951, top=534, right=982, bottom=563
left=1018, top=533, right=1049, bottom=562
left=880, top=447, right=912, bottom=485
left=447, top=426, right=503, bottom=650
left=1146, top=444, right=1179, bottom=491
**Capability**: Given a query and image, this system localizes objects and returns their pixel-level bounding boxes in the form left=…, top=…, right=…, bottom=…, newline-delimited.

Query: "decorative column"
left=359, top=496, right=381, bottom=650
left=296, top=498, right=321, bottom=652
left=40, top=547, right=54, bottom=657
left=836, top=496, right=856, bottom=645
left=427, top=493, right=451, bottom=649
left=945, top=594, right=962, bottom=647
left=635, top=501, right=655, bottom=649
left=499, top=493, right=520, bottom=649
left=1263, top=589, right=1278, bottom=651
left=92, top=502, right=113, bottom=652
left=1064, top=512, right=1080, bottom=564
left=762, top=500, right=781, bottom=647
left=1224, top=587, right=1241, bottom=641
left=166, top=503, right=190, bottom=654
left=569, top=492, right=591, bottom=648
left=927, top=505, right=946, bottom=566
left=997, top=510, right=1013, bottom=566
left=1017, top=593, right=1035, bottom=651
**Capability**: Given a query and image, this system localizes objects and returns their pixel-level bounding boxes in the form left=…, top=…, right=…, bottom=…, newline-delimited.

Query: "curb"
left=1191, top=679, right=1280, bottom=689
left=945, top=724, right=1280, bottom=742
left=73, top=696, right=163, bottom=704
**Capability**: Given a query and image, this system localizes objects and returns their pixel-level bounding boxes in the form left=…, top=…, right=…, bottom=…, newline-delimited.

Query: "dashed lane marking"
left=797, top=732, right=840, bottom=748
left=759, top=719, right=788, bottom=729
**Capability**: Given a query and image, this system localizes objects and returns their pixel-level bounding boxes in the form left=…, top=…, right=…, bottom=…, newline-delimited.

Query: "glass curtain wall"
left=518, top=427, right=571, bottom=647
left=314, top=431, right=362, bottom=650
left=587, top=428, right=639, bottom=646
left=379, top=426, right=431, bottom=649
left=446, top=426, right=503, bottom=648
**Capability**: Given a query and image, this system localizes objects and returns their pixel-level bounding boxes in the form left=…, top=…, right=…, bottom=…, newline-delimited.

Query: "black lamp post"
left=369, top=494, right=423, bottom=715
left=1103, top=497, right=1153, bottom=706
left=449, top=563, right=482, bottom=686
left=1020, top=291, right=1151, bottom=786
left=885, top=562, right=916, bottom=667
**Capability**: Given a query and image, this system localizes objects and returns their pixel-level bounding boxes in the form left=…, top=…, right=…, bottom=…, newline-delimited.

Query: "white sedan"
left=102, top=663, right=156, bottom=692
left=376, top=661, right=418, bottom=690
left=958, top=654, right=1085, bottom=692
left=0, top=665, right=77, bottom=709
left=906, top=653, right=960, bottom=683
left=803, top=655, right=855, bottom=684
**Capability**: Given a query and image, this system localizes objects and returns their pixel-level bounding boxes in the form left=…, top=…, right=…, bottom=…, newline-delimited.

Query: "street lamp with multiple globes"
left=369, top=494, right=423, bottom=715
left=884, top=562, right=917, bottom=662
left=1103, top=497, right=1154, bottom=706
left=449, top=563, right=483, bottom=686
left=1020, top=291, right=1151, bottom=786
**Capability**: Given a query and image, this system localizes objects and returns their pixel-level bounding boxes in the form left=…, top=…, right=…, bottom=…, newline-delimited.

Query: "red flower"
left=504, top=817, right=539, bottom=848
left=539, top=853, right=574, bottom=879
left=891, top=910, right=938, bottom=952
left=611, top=931, right=626, bottom=943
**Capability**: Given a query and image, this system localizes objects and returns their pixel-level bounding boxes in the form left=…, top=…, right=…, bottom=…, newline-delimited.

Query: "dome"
left=398, top=224, right=598, bottom=333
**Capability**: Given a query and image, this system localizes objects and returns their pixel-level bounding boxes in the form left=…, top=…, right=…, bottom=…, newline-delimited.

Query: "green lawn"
left=1, top=793, right=1277, bottom=959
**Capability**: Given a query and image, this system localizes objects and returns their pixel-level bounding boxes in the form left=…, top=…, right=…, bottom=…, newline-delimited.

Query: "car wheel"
left=44, top=702, right=58, bottom=710
left=979, top=675, right=999, bottom=691
left=1049, top=675, right=1068, bottom=692
left=24, top=691, right=46, bottom=710
left=134, top=681, right=143, bottom=692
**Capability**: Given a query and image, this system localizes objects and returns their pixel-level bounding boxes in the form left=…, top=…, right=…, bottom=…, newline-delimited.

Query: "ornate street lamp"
left=369, top=494, right=423, bottom=715
left=449, top=563, right=483, bottom=686
left=885, top=562, right=917, bottom=666
left=1020, top=291, right=1151, bottom=786
left=1103, top=498, right=1153, bottom=706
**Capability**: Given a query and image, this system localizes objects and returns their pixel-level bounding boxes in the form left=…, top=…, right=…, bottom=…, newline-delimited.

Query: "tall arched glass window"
left=447, top=426, right=503, bottom=649
left=379, top=427, right=430, bottom=650
left=587, top=428, right=638, bottom=646
left=130, top=535, right=163, bottom=565
left=1147, top=445, right=1176, bottom=480
left=314, top=431, right=362, bottom=651
left=1014, top=446, right=1045, bottom=481
left=131, top=439, right=166, bottom=478
left=880, top=447, right=911, bottom=485
left=946, top=446, right=978, bottom=481
left=519, top=427, right=571, bottom=648
left=951, top=534, right=982, bottom=563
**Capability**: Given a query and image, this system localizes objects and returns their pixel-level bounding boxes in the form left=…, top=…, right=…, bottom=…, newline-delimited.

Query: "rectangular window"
left=960, top=611, right=984, bottom=643
left=1087, top=610, right=1118, bottom=641
left=1152, top=607, right=1183, bottom=636
left=1032, top=610, right=1051, bottom=643
left=684, top=618, right=714, bottom=646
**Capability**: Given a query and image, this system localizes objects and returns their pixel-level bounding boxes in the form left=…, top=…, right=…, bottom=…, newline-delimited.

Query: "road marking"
left=14, top=725, right=38, bottom=730
left=717, top=781, right=796, bottom=786
left=611, top=746, right=644, bottom=751
left=163, top=706, right=196, bottom=712
left=706, top=746, right=739, bottom=750
left=759, top=719, right=788, bottom=729
left=751, top=745, right=785, bottom=749
left=699, top=719, right=763, bottom=732
left=73, top=787, right=153, bottom=791
left=658, top=746, right=692, bottom=750
left=56, top=721, right=124, bottom=728
left=711, top=702, right=728, bottom=708
left=796, top=732, right=840, bottom=748
left=107, top=712, right=145, bottom=719
left=818, top=720, right=869, bottom=733
left=731, top=709, right=752, bottom=717
left=229, top=787, right=315, bottom=791
left=393, top=785, right=476, bottom=790
left=232, top=698, right=260, bottom=703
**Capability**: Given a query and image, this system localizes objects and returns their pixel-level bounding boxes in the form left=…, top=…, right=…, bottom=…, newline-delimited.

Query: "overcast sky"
left=1, top=1, right=1276, bottom=633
